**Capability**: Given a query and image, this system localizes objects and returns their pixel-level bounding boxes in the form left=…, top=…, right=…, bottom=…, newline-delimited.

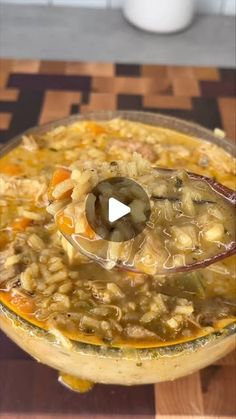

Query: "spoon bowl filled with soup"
left=0, top=111, right=235, bottom=390
left=48, top=155, right=236, bottom=275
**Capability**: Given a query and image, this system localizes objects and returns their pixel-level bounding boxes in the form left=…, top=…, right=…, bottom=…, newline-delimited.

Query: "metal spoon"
left=59, top=169, right=236, bottom=275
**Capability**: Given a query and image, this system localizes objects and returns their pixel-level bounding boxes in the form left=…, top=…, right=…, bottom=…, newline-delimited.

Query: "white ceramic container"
left=123, top=0, right=196, bottom=33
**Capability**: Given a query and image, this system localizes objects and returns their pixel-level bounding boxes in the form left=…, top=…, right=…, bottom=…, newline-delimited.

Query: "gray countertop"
left=0, top=4, right=235, bottom=67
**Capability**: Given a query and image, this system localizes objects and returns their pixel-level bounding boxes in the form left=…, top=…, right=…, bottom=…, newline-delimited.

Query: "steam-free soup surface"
left=48, top=155, right=235, bottom=275
left=0, top=119, right=235, bottom=346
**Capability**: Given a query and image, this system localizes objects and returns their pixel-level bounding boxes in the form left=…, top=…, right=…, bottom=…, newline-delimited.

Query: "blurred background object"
left=123, top=0, right=196, bottom=33
left=0, top=0, right=235, bottom=66
left=0, top=0, right=235, bottom=14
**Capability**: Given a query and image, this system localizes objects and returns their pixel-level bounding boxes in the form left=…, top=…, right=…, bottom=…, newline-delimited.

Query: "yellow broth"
left=0, top=119, right=235, bottom=347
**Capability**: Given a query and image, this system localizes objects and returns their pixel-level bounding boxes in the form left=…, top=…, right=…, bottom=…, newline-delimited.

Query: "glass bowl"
left=0, top=111, right=235, bottom=389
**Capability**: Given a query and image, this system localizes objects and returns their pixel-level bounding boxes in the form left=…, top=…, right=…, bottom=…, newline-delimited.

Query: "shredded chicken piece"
left=0, top=176, right=44, bottom=200
left=108, top=139, right=157, bottom=162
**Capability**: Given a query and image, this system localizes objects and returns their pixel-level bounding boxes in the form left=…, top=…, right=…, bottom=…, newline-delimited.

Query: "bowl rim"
left=0, top=110, right=235, bottom=356
left=1, top=110, right=235, bottom=157
left=1, top=301, right=235, bottom=357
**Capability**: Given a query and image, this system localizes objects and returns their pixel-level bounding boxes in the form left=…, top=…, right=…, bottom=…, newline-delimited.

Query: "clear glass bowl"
left=0, top=111, right=235, bottom=388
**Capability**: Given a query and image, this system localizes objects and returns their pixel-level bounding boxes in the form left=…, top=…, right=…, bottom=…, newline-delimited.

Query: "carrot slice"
left=0, top=163, right=23, bottom=176
left=11, top=217, right=32, bottom=231
left=86, top=122, right=106, bottom=135
left=10, top=293, right=36, bottom=315
left=56, top=213, right=75, bottom=235
left=48, top=168, right=71, bottom=200
left=50, top=168, right=71, bottom=187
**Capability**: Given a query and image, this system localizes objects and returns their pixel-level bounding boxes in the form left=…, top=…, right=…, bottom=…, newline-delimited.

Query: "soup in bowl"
left=0, top=111, right=235, bottom=390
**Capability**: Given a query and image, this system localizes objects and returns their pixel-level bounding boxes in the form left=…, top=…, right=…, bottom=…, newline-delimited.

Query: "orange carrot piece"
left=0, top=163, right=23, bottom=176
left=56, top=213, right=75, bottom=235
left=86, top=122, right=106, bottom=135
left=50, top=168, right=71, bottom=187
left=11, top=217, right=32, bottom=231
left=11, top=293, right=36, bottom=315
left=48, top=168, right=71, bottom=199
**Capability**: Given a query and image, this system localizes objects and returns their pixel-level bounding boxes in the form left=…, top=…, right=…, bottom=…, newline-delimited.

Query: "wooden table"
left=0, top=59, right=235, bottom=419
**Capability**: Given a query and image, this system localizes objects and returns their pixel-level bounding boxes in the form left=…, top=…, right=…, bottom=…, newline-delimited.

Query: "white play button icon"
left=108, top=197, right=131, bottom=223
left=85, top=177, right=151, bottom=242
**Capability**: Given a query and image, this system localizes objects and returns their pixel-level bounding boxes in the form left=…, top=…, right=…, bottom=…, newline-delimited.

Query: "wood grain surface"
left=0, top=59, right=235, bottom=419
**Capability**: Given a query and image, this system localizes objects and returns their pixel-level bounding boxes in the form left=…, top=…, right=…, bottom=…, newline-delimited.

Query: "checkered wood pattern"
left=0, top=59, right=235, bottom=419
left=0, top=59, right=235, bottom=143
